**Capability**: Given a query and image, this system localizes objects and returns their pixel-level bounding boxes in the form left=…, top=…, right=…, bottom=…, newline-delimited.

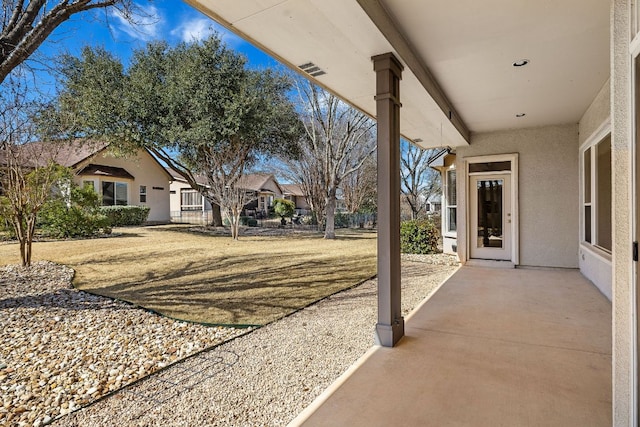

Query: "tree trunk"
left=230, top=207, right=241, bottom=240
left=324, top=193, right=336, bottom=239
left=25, top=216, right=36, bottom=267
left=211, top=204, right=222, bottom=227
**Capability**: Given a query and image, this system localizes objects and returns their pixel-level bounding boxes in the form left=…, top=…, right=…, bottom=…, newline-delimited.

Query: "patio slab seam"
left=405, top=327, right=612, bottom=356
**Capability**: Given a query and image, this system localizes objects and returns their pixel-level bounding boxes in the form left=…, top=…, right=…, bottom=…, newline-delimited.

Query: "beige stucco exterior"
left=578, top=79, right=612, bottom=300
left=75, top=149, right=171, bottom=223
left=456, top=124, right=579, bottom=268
left=612, top=0, right=634, bottom=424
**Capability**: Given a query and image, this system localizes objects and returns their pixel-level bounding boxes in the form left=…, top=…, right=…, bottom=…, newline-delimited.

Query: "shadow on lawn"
left=81, top=251, right=376, bottom=326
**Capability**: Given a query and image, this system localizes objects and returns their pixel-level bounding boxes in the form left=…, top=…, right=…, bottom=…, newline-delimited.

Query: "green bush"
left=0, top=197, right=15, bottom=239
left=334, top=212, right=351, bottom=228
left=100, top=205, right=150, bottom=226
left=39, top=185, right=111, bottom=238
left=247, top=218, right=258, bottom=227
left=273, top=199, right=295, bottom=219
left=400, top=219, right=439, bottom=254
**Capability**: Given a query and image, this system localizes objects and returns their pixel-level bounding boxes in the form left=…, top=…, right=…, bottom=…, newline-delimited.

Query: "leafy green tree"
left=273, top=198, right=295, bottom=225
left=51, top=36, right=302, bottom=239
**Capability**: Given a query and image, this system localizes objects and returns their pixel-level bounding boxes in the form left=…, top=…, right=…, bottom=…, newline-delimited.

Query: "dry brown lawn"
left=0, top=225, right=377, bottom=325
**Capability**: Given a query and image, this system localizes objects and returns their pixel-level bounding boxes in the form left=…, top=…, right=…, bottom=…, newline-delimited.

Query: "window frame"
left=101, top=180, right=129, bottom=206
left=579, top=119, right=612, bottom=256
left=180, top=188, right=203, bottom=211
left=444, top=167, right=457, bottom=236
left=139, top=185, right=147, bottom=203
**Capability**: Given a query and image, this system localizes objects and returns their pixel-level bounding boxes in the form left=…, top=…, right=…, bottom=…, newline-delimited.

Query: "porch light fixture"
left=414, top=138, right=423, bottom=143
left=298, top=62, right=326, bottom=77
left=512, top=59, right=530, bottom=67
left=516, top=113, right=526, bottom=117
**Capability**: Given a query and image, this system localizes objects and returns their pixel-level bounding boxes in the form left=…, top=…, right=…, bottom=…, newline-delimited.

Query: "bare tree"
left=342, top=154, right=376, bottom=214
left=400, top=140, right=441, bottom=220
left=191, top=142, right=257, bottom=240
left=0, top=0, right=137, bottom=85
left=0, top=81, right=67, bottom=266
left=283, top=80, right=376, bottom=239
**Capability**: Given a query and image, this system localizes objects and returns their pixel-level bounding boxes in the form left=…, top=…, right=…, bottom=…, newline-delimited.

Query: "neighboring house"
left=281, top=183, right=311, bottom=215
left=238, top=173, right=284, bottom=218
left=425, top=193, right=441, bottom=214
left=166, top=169, right=214, bottom=223
left=168, top=170, right=284, bottom=222
left=190, top=2, right=637, bottom=424
left=4, top=141, right=172, bottom=223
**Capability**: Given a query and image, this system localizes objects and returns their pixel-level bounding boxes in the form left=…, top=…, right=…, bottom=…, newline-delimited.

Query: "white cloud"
left=110, top=4, right=164, bottom=41
left=171, top=16, right=245, bottom=47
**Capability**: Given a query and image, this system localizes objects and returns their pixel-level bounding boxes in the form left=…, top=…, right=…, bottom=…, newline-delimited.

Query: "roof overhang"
left=185, top=0, right=609, bottom=150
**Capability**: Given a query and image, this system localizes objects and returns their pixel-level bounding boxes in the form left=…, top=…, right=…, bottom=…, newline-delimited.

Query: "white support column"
left=373, top=52, right=404, bottom=347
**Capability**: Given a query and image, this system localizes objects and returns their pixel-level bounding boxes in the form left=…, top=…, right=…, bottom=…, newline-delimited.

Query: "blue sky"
left=32, top=1, right=279, bottom=94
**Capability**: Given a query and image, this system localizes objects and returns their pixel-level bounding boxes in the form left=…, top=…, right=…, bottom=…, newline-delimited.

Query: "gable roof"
left=2, top=140, right=173, bottom=181
left=281, top=183, right=305, bottom=197
left=237, top=173, right=283, bottom=193
left=77, top=164, right=135, bottom=180
left=167, top=168, right=284, bottom=194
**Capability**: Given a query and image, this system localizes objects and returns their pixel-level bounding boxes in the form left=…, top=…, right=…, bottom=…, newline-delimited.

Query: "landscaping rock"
left=0, top=261, right=246, bottom=427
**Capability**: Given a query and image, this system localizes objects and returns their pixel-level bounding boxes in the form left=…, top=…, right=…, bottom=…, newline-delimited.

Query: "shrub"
left=334, top=212, right=351, bottom=228
left=400, top=219, right=439, bottom=254
left=39, top=185, right=111, bottom=238
left=100, top=205, right=150, bottom=226
left=247, top=218, right=258, bottom=227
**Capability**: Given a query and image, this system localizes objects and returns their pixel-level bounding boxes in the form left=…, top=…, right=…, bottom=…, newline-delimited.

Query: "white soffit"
left=186, top=0, right=609, bottom=147
left=380, top=0, right=610, bottom=133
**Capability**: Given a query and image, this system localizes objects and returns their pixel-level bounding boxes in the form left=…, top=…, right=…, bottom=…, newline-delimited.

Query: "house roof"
left=188, top=0, right=609, bottom=149
left=2, top=140, right=173, bottom=181
left=77, top=164, right=135, bottom=180
left=237, top=173, right=283, bottom=193
left=281, top=183, right=305, bottom=197
left=168, top=167, right=284, bottom=194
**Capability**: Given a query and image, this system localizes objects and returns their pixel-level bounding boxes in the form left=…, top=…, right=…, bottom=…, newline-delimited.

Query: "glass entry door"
left=469, top=174, right=512, bottom=260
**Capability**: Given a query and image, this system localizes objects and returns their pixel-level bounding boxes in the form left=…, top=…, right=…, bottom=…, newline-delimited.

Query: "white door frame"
left=469, top=173, right=512, bottom=260
left=464, top=153, right=519, bottom=265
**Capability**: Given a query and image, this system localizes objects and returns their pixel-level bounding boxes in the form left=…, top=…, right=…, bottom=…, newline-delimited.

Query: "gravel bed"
left=58, top=256, right=459, bottom=427
left=0, top=262, right=246, bottom=427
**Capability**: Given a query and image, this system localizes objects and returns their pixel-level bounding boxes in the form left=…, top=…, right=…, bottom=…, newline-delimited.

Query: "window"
left=180, top=188, right=202, bottom=211
left=446, top=169, right=457, bottom=233
left=102, top=181, right=128, bottom=206
left=582, top=133, right=611, bottom=252
left=139, top=185, right=147, bottom=203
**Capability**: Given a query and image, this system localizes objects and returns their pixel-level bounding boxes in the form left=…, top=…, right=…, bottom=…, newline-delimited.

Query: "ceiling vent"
left=298, top=62, right=326, bottom=77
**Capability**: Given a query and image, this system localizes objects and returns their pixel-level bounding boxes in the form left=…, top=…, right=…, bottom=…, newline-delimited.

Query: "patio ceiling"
left=185, top=0, right=609, bottom=149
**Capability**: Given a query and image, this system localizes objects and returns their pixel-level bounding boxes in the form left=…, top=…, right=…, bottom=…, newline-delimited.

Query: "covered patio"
left=291, top=266, right=611, bottom=426
left=187, top=1, right=634, bottom=424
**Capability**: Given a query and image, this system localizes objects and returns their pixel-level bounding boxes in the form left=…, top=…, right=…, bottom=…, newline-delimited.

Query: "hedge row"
left=100, top=205, right=151, bottom=227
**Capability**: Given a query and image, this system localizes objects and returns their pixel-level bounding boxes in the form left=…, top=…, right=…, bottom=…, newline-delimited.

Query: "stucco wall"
left=261, top=177, right=283, bottom=197
left=76, top=149, right=170, bottom=223
left=579, top=79, right=611, bottom=145
left=577, top=79, right=612, bottom=300
left=612, top=0, right=633, bottom=423
left=457, top=124, right=579, bottom=268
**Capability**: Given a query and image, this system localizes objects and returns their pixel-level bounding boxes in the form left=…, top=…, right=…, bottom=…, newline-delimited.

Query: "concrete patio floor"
left=290, top=266, right=612, bottom=427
